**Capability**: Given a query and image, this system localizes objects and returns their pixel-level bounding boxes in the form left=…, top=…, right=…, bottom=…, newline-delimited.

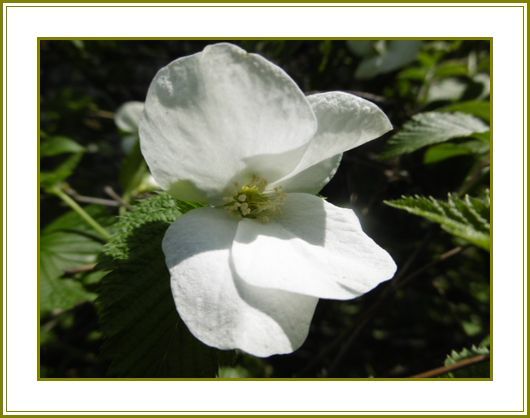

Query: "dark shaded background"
left=40, top=40, right=490, bottom=378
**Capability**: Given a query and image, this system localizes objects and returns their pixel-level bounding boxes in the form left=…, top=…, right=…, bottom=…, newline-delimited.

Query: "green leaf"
left=97, top=193, right=221, bottom=377
left=40, top=136, right=85, bottom=190
left=434, top=60, right=470, bottom=78
left=41, top=136, right=85, bottom=157
left=442, top=345, right=490, bottom=378
left=423, top=139, right=489, bottom=164
left=41, top=153, right=83, bottom=190
left=385, top=192, right=490, bottom=251
left=382, top=112, right=489, bottom=158
left=40, top=206, right=108, bottom=313
left=355, top=41, right=423, bottom=80
left=397, top=66, right=428, bottom=81
left=439, top=100, right=490, bottom=122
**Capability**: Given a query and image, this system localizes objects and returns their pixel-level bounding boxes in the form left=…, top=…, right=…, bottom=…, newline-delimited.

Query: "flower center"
left=223, top=176, right=285, bottom=223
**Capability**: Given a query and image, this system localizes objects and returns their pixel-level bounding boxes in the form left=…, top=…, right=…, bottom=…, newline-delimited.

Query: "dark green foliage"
left=382, top=112, right=489, bottom=158
left=40, top=206, right=108, bottom=313
left=97, top=193, right=221, bottom=377
left=385, top=192, right=490, bottom=251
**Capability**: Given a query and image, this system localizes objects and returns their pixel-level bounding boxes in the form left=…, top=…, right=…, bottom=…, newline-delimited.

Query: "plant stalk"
left=51, top=186, right=112, bottom=241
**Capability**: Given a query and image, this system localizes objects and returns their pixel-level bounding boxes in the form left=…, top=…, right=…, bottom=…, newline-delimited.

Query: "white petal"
left=115, top=101, right=144, bottom=133
left=140, top=43, right=317, bottom=203
left=273, top=92, right=392, bottom=193
left=163, top=207, right=318, bottom=357
left=271, top=154, right=342, bottom=195
left=232, top=193, right=397, bottom=300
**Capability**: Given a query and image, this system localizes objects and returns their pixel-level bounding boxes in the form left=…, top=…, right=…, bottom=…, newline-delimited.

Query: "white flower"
left=139, top=43, right=397, bottom=357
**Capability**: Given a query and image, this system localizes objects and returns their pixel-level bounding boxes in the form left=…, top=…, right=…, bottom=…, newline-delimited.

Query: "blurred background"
left=40, top=40, right=491, bottom=378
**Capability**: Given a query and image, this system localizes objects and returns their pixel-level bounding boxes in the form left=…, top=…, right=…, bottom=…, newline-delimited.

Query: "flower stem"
left=51, top=186, right=112, bottom=241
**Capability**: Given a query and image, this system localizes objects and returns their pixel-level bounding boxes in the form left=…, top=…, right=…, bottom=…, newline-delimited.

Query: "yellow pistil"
left=223, top=175, right=285, bottom=223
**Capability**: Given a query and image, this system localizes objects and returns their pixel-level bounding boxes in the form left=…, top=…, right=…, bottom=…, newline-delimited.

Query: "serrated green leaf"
left=442, top=344, right=490, bottom=378
left=40, top=206, right=109, bottom=313
left=382, top=112, right=489, bottom=158
left=97, top=193, right=221, bottom=377
left=439, top=101, right=490, bottom=123
left=385, top=192, right=490, bottom=251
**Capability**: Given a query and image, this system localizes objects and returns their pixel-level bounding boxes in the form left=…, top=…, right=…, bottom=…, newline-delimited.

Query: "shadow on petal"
left=230, top=258, right=318, bottom=352
left=239, top=144, right=308, bottom=186
left=233, top=193, right=328, bottom=247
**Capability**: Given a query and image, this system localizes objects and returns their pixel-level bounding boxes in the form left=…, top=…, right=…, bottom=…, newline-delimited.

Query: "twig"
left=104, top=186, right=132, bottom=209
left=65, top=188, right=120, bottom=207
left=411, top=354, right=490, bottom=378
left=91, top=109, right=115, bottom=119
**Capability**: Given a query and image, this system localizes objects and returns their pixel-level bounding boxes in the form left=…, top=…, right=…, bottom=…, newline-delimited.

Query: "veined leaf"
left=40, top=206, right=109, bottom=313
left=385, top=192, right=490, bottom=251
left=382, top=112, right=489, bottom=158
left=97, top=193, right=221, bottom=377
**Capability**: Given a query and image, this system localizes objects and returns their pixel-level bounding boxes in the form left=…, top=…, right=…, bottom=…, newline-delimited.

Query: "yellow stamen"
left=223, top=175, right=285, bottom=222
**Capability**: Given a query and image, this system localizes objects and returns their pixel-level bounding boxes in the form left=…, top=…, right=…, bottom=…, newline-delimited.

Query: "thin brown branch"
left=104, top=186, right=132, bottom=209
left=65, top=188, right=120, bottom=207
left=91, top=109, right=115, bottom=119
left=411, top=354, right=490, bottom=378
